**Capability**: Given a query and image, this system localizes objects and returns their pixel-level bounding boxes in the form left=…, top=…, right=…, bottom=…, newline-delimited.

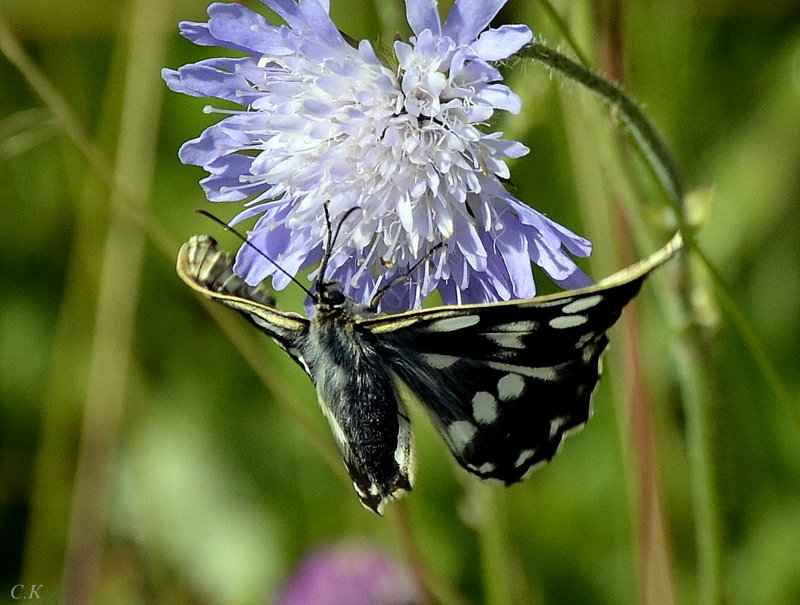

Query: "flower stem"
left=390, top=501, right=469, bottom=605
left=520, top=41, right=685, bottom=206
left=673, top=320, right=723, bottom=605
left=472, top=485, right=515, bottom=605
left=522, top=39, right=725, bottom=604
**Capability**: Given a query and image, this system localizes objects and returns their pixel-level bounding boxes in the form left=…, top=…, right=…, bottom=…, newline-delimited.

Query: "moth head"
left=316, top=280, right=347, bottom=309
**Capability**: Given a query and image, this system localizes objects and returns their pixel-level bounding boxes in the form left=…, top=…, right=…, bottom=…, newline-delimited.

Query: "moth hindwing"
left=177, top=231, right=682, bottom=513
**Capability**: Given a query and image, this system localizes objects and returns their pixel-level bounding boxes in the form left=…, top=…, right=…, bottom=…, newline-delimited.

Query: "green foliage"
left=1, top=2, right=798, bottom=603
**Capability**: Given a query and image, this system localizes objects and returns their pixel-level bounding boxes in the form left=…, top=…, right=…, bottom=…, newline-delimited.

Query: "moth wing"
left=362, top=233, right=681, bottom=483
left=177, top=235, right=310, bottom=354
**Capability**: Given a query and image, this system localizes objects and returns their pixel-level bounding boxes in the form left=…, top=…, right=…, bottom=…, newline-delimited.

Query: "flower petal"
left=443, top=0, right=508, bottom=44
left=197, top=156, right=263, bottom=202
left=162, top=59, right=260, bottom=104
left=177, top=116, right=253, bottom=166
left=207, top=3, right=278, bottom=54
left=404, top=0, right=442, bottom=37
left=473, top=83, right=522, bottom=113
left=257, top=0, right=308, bottom=30
left=473, top=24, right=532, bottom=61
left=178, top=21, right=220, bottom=47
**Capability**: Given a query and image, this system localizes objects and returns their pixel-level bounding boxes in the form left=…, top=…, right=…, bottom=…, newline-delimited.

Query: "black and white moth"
left=177, top=230, right=682, bottom=513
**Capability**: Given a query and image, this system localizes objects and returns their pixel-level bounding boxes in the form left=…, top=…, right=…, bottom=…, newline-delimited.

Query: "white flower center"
left=246, top=34, right=512, bottom=293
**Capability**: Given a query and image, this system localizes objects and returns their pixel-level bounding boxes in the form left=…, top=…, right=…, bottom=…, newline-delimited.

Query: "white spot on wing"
left=562, top=295, right=603, bottom=314
left=447, top=421, right=477, bottom=454
left=425, top=315, right=480, bottom=332
left=251, top=314, right=273, bottom=331
left=467, top=461, right=496, bottom=474
left=485, top=332, right=525, bottom=349
left=317, top=394, right=348, bottom=450
left=422, top=353, right=459, bottom=369
left=478, top=462, right=496, bottom=474
left=536, top=297, right=574, bottom=308
left=197, top=255, right=221, bottom=283
left=488, top=361, right=568, bottom=381
left=497, top=373, right=526, bottom=401
left=549, top=314, right=589, bottom=329
left=521, top=459, right=548, bottom=480
left=394, top=417, right=411, bottom=467
left=471, top=391, right=498, bottom=424
left=582, top=344, right=599, bottom=365
left=515, top=449, right=537, bottom=468
left=549, top=416, right=568, bottom=438
left=564, top=420, right=587, bottom=438
left=289, top=351, right=311, bottom=375
left=494, top=320, right=538, bottom=332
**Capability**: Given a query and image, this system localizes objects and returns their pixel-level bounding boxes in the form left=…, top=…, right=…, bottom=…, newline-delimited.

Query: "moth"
left=177, top=221, right=682, bottom=513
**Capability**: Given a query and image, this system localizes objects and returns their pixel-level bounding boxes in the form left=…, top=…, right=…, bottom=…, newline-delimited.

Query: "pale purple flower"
left=274, top=543, right=420, bottom=605
left=163, top=0, right=592, bottom=312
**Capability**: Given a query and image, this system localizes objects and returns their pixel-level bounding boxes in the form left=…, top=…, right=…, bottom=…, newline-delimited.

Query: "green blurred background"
left=1, top=1, right=798, bottom=603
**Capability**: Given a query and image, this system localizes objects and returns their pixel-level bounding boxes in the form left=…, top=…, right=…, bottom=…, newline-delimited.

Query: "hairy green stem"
left=520, top=41, right=685, bottom=206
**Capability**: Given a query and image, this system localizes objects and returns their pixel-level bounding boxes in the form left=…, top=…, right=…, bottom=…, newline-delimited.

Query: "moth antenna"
left=196, top=210, right=315, bottom=300
left=318, top=204, right=362, bottom=286
left=369, top=241, right=446, bottom=312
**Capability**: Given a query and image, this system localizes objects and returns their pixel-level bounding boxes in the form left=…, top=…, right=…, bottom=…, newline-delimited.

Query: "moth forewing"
left=358, top=230, right=684, bottom=334
left=177, top=235, right=309, bottom=341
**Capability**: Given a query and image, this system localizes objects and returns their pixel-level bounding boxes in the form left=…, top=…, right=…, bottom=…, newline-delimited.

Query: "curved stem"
left=521, top=41, right=685, bottom=207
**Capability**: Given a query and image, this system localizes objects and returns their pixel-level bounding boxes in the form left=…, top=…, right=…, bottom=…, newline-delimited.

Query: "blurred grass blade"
left=50, top=1, right=171, bottom=601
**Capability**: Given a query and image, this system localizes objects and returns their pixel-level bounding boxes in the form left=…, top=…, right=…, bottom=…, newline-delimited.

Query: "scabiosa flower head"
left=163, top=0, right=592, bottom=312
left=274, top=543, right=419, bottom=605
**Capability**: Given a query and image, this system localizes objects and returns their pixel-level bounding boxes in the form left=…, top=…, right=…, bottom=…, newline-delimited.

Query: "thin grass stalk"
left=611, top=191, right=680, bottom=605
left=522, top=35, right=723, bottom=605
left=60, top=1, right=171, bottom=601
left=0, top=14, right=174, bottom=259
left=476, top=486, right=515, bottom=605
left=617, top=215, right=679, bottom=605
left=389, top=501, right=474, bottom=605
left=202, top=300, right=345, bottom=475
left=21, top=136, right=104, bottom=591
left=691, top=246, right=798, bottom=427
left=560, top=89, right=679, bottom=605
left=536, top=0, right=591, bottom=66
left=593, top=6, right=679, bottom=602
